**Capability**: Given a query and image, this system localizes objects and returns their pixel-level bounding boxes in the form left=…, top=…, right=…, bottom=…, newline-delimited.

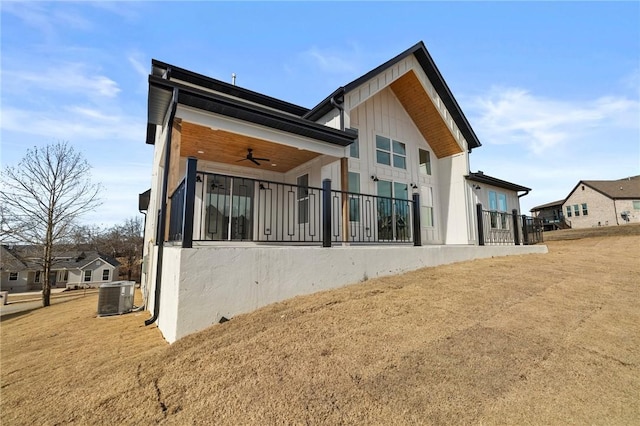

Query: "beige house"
left=563, top=176, right=640, bottom=229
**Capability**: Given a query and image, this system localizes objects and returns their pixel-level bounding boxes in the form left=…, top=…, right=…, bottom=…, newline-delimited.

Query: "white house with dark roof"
left=141, top=41, right=545, bottom=343
left=0, top=246, right=120, bottom=292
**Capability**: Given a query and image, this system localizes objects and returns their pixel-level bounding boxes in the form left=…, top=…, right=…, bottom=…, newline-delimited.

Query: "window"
left=297, top=174, right=309, bottom=224
left=582, top=203, right=588, bottom=216
left=489, top=190, right=508, bottom=228
left=633, top=200, right=640, bottom=210
left=58, top=270, right=68, bottom=282
left=348, top=172, right=360, bottom=222
left=375, top=135, right=406, bottom=169
left=566, top=206, right=572, bottom=218
left=35, top=271, right=41, bottom=283
left=83, top=270, right=92, bottom=282
left=421, top=186, right=434, bottom=227
left=349, top=132, right=359, bottom=158
left=419, top=149, right=431, bottom=175
left=9, top=272, right=18, bottom=281
left=102, top=269, right=110, bottom=281
left=574, top=204, right=580, bottom=217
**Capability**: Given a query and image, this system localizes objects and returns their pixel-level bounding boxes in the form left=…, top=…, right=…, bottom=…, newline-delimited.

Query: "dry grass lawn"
left=1, top=230, right=639, bottom=425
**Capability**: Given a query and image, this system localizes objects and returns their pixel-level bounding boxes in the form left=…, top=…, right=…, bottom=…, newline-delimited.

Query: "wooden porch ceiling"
left=179, top=121, right=323, bottom=173
left=390, top=70, right=463, bottom=159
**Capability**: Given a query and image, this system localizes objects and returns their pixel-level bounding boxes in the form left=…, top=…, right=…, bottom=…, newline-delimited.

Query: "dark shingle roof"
left=466, top=172, right=531, bottom=193
left=0, top=245, right=28, bottom=272
left=530, top=199, right=565, bottom=211
left=579, top=176, right=640, bottom=200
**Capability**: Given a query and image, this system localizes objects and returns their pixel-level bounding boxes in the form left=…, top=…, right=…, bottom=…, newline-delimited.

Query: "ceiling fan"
left=237, top=148, right=270, bottom=166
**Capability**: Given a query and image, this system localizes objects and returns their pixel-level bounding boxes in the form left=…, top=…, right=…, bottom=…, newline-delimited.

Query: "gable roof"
left=570, top=175, right=640, bottom=201
left=466, top=172, right=531, bottom=193
left=0, top=245, right=28, bottom=272
left=304, top=41, right=482, bottom=151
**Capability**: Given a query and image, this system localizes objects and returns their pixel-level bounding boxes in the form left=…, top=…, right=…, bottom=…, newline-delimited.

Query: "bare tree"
left=0, top=142, right=101, bottom=306
left=96, top=217, right=143, bottom=281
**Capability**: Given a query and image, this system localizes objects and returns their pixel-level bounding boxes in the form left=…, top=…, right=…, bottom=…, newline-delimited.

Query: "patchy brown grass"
left=543, top=222, right=640, bottom=241
left=2, top=233, right=639, bottom=425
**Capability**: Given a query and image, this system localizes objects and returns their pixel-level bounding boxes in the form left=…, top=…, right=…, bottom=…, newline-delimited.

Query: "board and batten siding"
left=349, top=86, right=442, bottom=243
left=344, top=55, right=467, bottom=151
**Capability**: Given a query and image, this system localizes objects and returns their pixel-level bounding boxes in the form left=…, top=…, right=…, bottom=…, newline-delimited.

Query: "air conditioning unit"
left=97, top=281, right=135, bottom=316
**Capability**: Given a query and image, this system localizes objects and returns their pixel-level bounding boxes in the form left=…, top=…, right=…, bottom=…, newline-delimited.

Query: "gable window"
left=566, top=206, right=572, bottom=218
left=297, top=174, right=309, bottom=224
left=376, top=135, right=406, bottom=169
left=348, top=172, right=360, bottom=222
left=419, top=149, right=431, bottom=175
left=84, top=270, right=92, bottom=282
left=573, top=204, right=580, bottom=217
left=582, top=203, right=588, bottom=216
left=35, top=271, right=41, bottom=283
left=9, top=272, right=18, bottom=281
left=349, top=132, right=359, bottom=159
left=102, top=269, right=110, bottom=281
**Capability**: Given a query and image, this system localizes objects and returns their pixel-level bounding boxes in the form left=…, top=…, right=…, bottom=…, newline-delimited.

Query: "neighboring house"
left=530, top=200, right=567, bottom=231
left=562, top=176, right=640, bottom=228
left=141, top=41, right=545, bottom=343
left=0, top=246, right=120, bottom=292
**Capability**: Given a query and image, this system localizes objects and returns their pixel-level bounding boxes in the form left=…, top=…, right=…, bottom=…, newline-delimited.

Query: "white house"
left=0, top=246, right=120, bottom=292
left=141, top=41, right=545, bottom=343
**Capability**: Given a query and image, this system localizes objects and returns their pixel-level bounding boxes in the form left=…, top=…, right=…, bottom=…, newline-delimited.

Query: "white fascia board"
left=176, top=105, right=346, bottom=158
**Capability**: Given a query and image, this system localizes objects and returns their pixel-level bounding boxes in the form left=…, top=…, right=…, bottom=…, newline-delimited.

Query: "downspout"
left=330, top=88, right=345, bottom=131
left=145, top=88, right=178, bottom=326
left=137, top=209, right=147, bottom=309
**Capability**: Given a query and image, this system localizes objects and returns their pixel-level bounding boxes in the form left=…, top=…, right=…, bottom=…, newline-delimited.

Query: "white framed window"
left=375, top=135, right=406, bottom=169
left=421, top=186, right=434, bottom=227
left=35, top=271, right=41, bottom=283
left=58, top=270, right=68, bottom=282
left=489, top=190, right=508, bottom=228
left=566, top=206, right=572, bottom=217
left=9, top=272, right=18, bottom=281
left=419, top=149, right=431, bottom=175
left=83, top=270, right=92, bottom=282
left=574, top=204, right=580, bottom=217
left=102, top=269, right=110, bottom=281
left=582, top=203, right=588, bottom=216
left=633, top=200, right=640, bottom=210
left=349, top=129, right=359, bottom=159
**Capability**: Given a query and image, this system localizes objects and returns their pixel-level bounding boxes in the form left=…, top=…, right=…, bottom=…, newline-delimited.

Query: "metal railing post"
left=182, top=157, right=197, bottom=248
left=512, top=209, right=520, bottom=245
left=412, top=193, right=421, bottom=246
left=322, top=179, right=332, bottom=247
left=476, top=203, right=485, bottom=246
left=521, top=215, right=529, bottom=245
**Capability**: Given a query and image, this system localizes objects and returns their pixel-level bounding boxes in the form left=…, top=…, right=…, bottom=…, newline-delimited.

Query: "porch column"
left=340, top=157, right=349, bottom=243
left=182, top=157, right=197, bottom=249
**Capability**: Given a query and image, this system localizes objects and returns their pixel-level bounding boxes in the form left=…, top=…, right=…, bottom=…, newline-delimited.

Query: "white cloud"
left=1, top=2, right=92, bottom=38
left=303, top=45, right=362, bottom=75
left=467, top=87, right=640, bottom=155
left=2, top=62, right=120, bottom=98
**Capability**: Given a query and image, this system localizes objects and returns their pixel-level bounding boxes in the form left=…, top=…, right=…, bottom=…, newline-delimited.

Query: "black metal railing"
left=476, top=203, right=544, bottom=246
left=167, top=162, right=418, bottom=247
left=168, top=178, right=186, bottom=243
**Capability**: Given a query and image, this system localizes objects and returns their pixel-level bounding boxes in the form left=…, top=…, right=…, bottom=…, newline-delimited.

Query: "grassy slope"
left=1, top=229, right=639, bottom=425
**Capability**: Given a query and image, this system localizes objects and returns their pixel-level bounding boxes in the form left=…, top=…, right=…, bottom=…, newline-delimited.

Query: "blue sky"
left=2, top=1, right=639, bottom=227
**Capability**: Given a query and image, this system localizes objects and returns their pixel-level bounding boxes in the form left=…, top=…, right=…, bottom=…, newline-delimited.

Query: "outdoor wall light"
left=195, top=175, right=202, bottom=182
left=411, top=183, right=418, bottom=189
left=472, top=184, right=481, bottom=190
left=371, top=175, right=379, bottom=182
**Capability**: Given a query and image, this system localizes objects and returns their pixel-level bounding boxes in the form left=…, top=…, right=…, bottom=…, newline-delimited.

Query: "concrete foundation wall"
left=157, top=244, right=547, bottom=343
